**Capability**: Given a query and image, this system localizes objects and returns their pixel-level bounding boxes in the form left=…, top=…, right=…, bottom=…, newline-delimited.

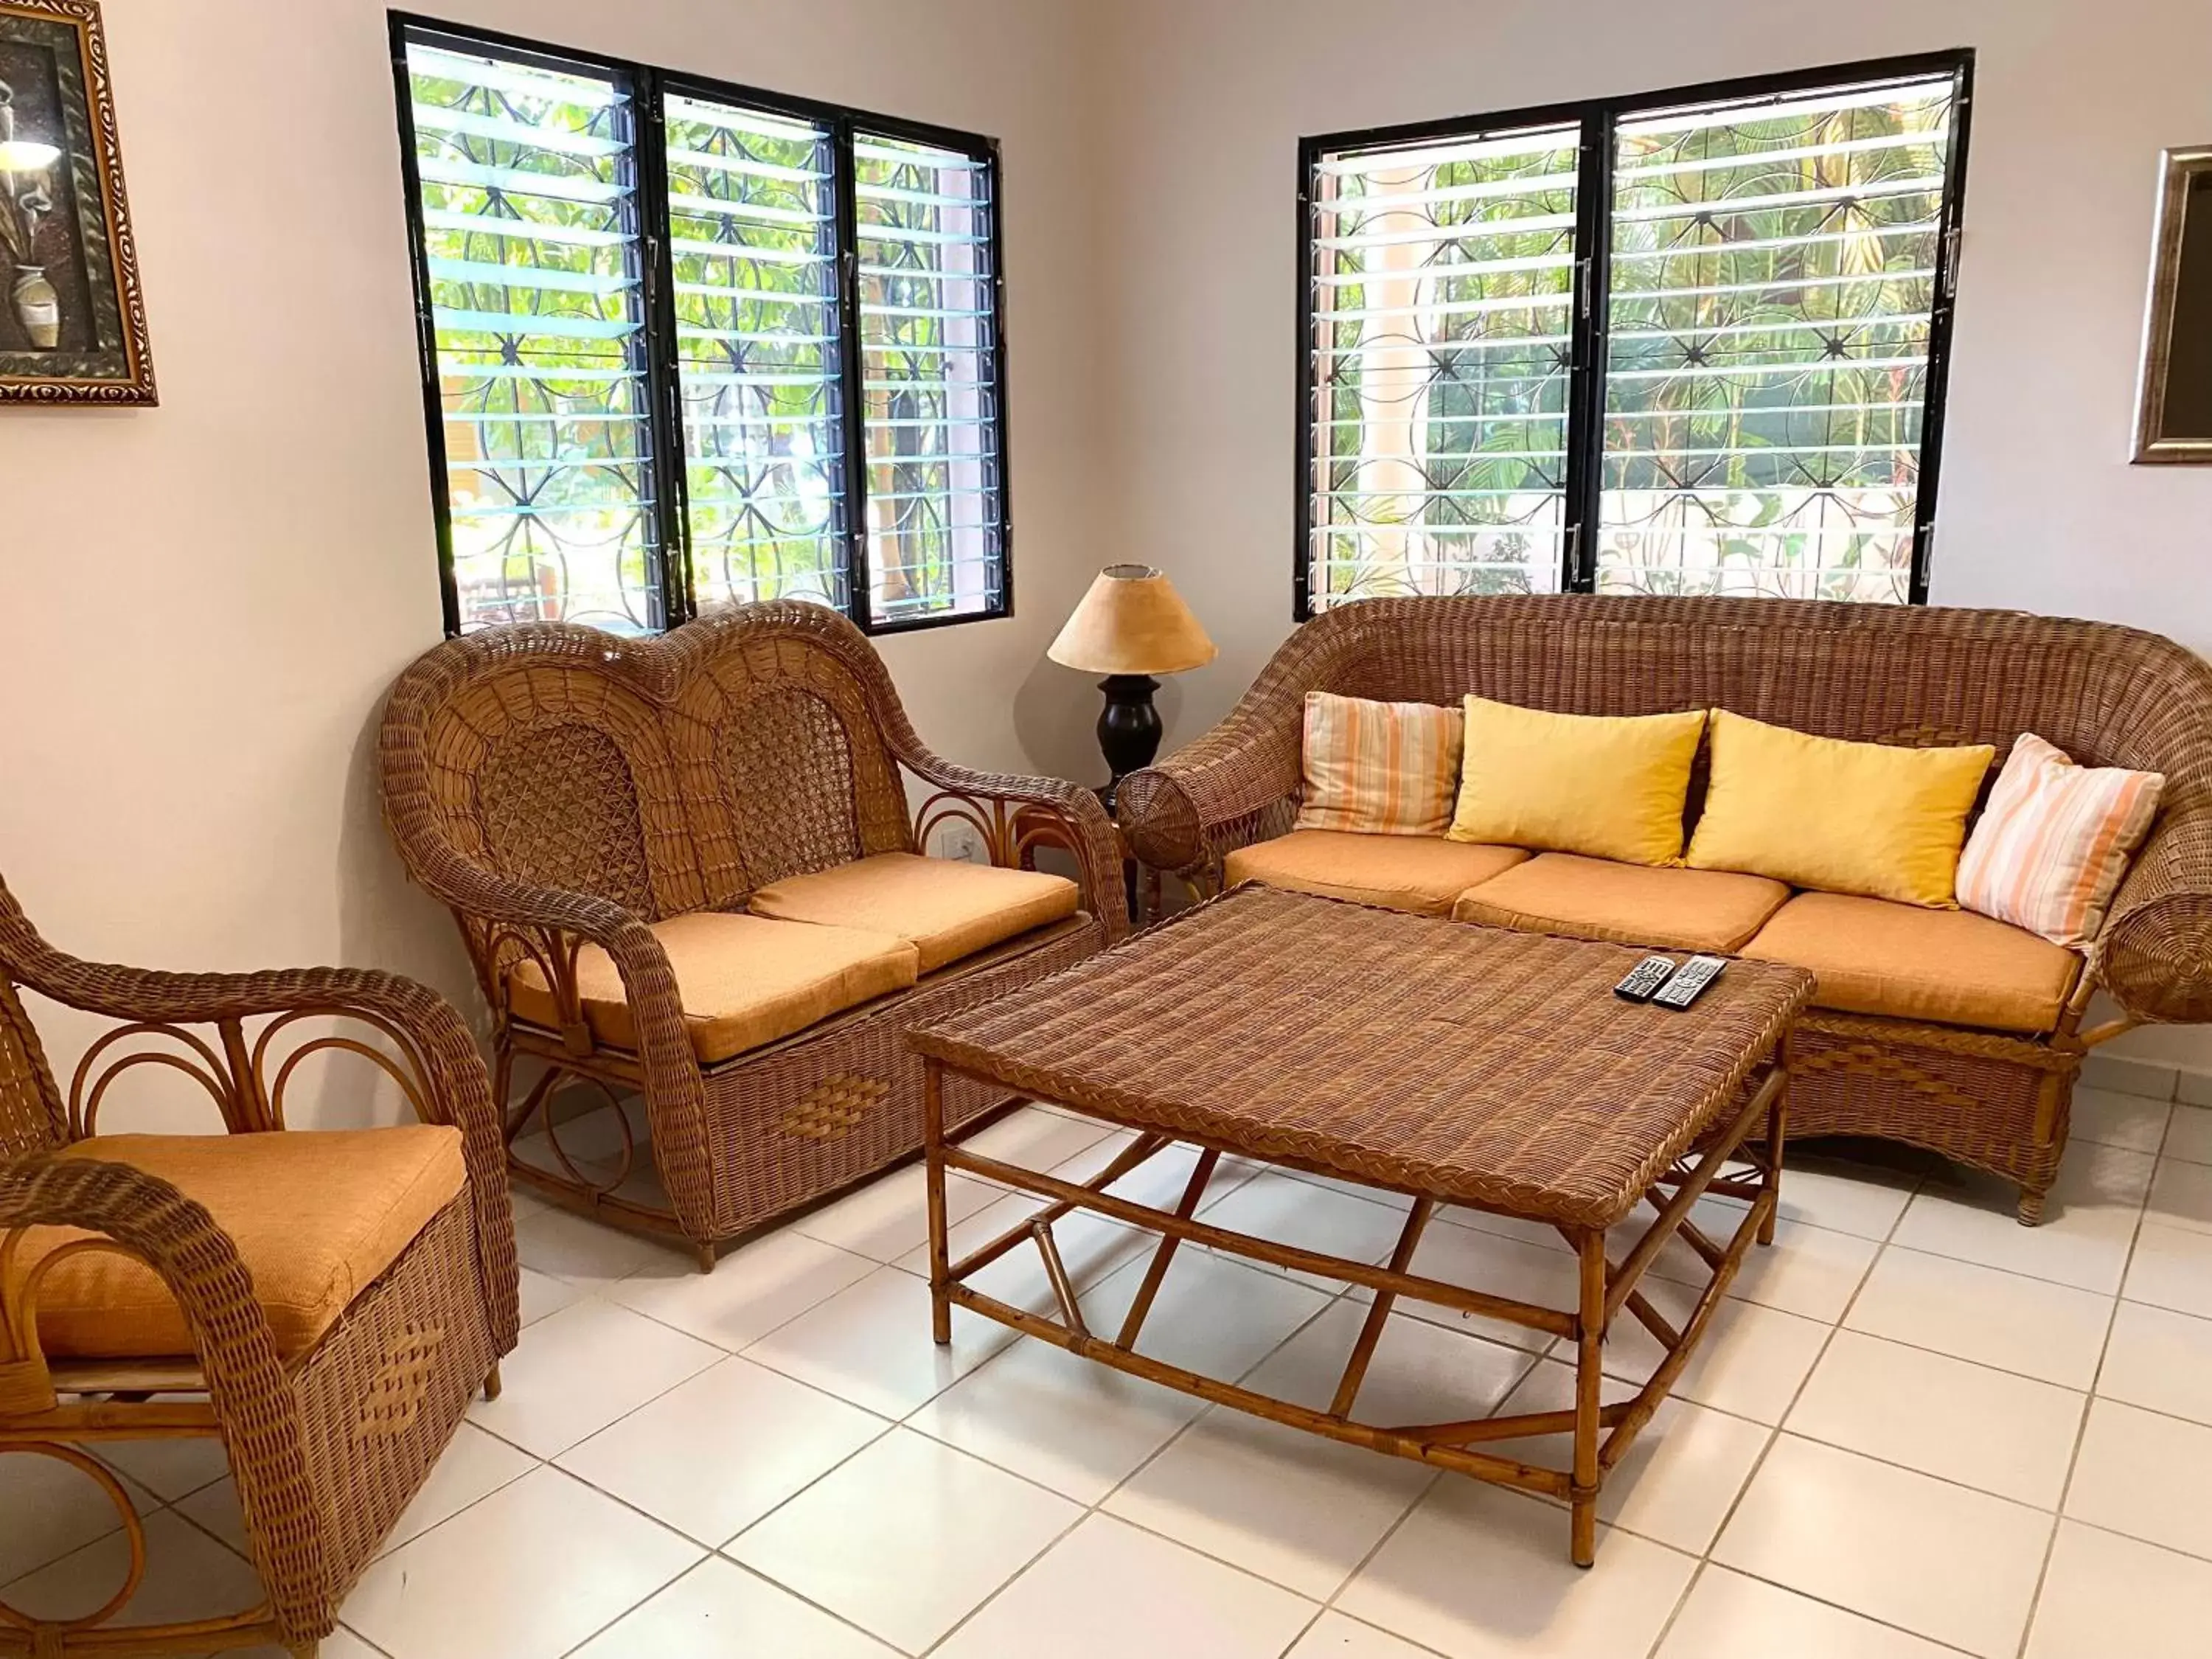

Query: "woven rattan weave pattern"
left=914, top=885, right=1806, bottom=1565
left=1116, top=594, right=2212, bottom=1222
left=380, top=600, right=1129, bottom=1264
left=0, top=872, right=515, bottom=1658
left=914, top=886, right=1812, bottom=1229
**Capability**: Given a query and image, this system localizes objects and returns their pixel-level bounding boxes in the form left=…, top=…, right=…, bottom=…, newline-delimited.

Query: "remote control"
left=1613, top=955, right=1679, bottom=1003
left=1652, top=954, right=1728, bottom=1009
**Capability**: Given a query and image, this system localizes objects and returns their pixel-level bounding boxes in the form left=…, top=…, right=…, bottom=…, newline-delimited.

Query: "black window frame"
left=390, top=11, right=1014, bottom=639
left=1293, top=49, right=1975, bottom=622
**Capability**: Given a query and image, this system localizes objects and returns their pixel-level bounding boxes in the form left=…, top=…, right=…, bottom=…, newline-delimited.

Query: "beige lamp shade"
left=1048, top=564, right=1217, bottom=677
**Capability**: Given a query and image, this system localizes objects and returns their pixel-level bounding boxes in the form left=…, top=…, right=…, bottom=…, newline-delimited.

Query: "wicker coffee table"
left=908, top=884, right=1813, bottom=1565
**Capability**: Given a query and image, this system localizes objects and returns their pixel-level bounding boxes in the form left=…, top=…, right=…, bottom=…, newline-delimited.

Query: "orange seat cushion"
left=747, top=852, right=1080, bottom=973
left=1224, top=831, right=1528, bottom=917
left=1740, top=891, right=2083, bottom=1034
left=509, top=910, right=919, bottom=1064
left=1452, top=853, right=1791, bottom=954
left=13, top=1127, right=467, bottom=1362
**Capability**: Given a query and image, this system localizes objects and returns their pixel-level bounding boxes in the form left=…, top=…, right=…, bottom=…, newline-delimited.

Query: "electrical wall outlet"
left=941, top=823, right=987, bottom=864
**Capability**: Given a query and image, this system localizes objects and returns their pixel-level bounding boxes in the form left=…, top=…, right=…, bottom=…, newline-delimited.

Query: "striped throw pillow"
left=1955, top=733, right=2165, bottom=947
left=1294, top=692, right=1464, bottom=837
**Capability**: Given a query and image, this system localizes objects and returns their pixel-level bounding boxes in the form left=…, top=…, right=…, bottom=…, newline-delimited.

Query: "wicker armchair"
left=0, top=874, right=517, bottom=1658
left=378, top=600, right=1127, bottom=1267
left=1119, top=594, right=2212, bottom=1221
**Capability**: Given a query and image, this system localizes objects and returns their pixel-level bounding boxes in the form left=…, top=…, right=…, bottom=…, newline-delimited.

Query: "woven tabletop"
left=911, top=884, right=1814, bottom=1228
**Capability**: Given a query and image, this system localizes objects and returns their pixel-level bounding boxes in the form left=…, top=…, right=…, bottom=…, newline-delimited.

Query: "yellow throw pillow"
left=1446, top=697, right=1707, bottom=867
left=1685, top=709, right=1993, bottom=908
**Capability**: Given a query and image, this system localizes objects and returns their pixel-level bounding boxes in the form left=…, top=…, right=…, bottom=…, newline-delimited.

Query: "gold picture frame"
left=2133, top=145, right=2212, bottom=463
left=0, top=0, right=153, bottom=405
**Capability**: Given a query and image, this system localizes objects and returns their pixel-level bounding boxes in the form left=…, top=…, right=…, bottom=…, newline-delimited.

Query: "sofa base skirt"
left=1780, top=1009, right=2082, bottom=1223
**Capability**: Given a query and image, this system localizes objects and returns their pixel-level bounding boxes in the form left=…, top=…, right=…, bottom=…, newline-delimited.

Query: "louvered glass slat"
left=1596, top=72, right=1958, bottom=602
left=664, top=93, right=850, bottom=611
left=857, top=132, right=1004, bottom=622
left=1305, top=123, right=1579, bottom=611
left=406, top=35, right=664, bottom=636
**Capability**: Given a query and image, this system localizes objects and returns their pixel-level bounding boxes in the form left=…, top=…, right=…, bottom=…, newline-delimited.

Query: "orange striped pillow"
left=1294, top=692, right=1464, bottom=836
left=1955, top=733, right=2164, bottom=947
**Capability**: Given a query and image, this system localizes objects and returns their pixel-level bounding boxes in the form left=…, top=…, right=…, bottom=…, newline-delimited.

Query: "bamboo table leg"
left=924, top=1057, right=952, bottom=1346
left=1571, top=1228, right=1607, bottom=1568
left=1759, top=1038, right=1794, bottom=1247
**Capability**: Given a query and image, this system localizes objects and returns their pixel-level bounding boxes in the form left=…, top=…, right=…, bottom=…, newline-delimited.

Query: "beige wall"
left=0, top=0, right=1112, bottom=1113
left=1090, top=0, right=2212, bottom=1067
left=6, top=0, right=2211, bottom=1097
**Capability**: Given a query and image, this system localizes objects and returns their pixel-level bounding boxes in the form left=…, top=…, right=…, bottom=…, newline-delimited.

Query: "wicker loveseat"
left=1119, top=595, right=2212, bottom=1222
left=379, top=600, right=1127, bottom=1266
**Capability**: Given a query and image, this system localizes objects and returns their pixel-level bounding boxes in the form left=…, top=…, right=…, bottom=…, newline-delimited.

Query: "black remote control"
left=1614, top=955, right=1678, bottom=1003
left=1652, top=954, right=1728, bottom=1009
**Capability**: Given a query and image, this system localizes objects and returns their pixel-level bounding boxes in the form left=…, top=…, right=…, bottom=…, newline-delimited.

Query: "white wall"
left=0, top=0, right=1113, bottom=1113
left=1094, top=0, right=2212, bottom=726
left=4, top=0, right=2208, bottom=1098
left=1091, top=0, right=2212, bottom=1066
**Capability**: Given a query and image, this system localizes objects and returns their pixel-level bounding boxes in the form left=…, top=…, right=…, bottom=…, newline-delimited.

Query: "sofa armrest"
left=2096, top=799, right=2212, bottom=1026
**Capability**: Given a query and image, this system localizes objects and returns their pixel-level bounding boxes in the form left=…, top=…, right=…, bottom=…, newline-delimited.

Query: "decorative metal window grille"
left=857, top=136, right=1004, bottom=622
left=1298, top=53, right=1970, bottom=618
left=667, top=97, right=850, bottom=615
left=394, top=18, right=1009, bottom=637
left=404, top=42, right=664, bottom=633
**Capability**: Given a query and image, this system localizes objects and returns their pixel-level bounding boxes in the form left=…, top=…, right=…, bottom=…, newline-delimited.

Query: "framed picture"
left=2134, top=145, right=2212, bottom=463
left=0, top=0, right=153, bottom=404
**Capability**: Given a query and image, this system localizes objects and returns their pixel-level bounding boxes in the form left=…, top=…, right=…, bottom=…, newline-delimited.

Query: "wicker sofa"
left=379, top=600, right=1127, bottom=1267
left=1119, top=595, right=2212, bottom=1222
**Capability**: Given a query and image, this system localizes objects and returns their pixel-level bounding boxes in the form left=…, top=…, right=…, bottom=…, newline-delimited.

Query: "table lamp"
left=1048, top=563, right=1217, bottom=811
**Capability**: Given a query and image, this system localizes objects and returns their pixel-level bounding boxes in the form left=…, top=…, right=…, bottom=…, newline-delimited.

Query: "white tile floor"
left=13, top=1083, right=2212, bottom=1657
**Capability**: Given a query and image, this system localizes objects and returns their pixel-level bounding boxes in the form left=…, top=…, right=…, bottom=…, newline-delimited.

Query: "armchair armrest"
left=0, top=1155, right=323, bottom=1634
left=898, top=747, right=1133, bottom=941
left=0, top=884, right=521, bottom=1352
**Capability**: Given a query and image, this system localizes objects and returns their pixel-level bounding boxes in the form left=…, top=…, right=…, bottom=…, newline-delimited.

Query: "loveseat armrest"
left=377, top=858, right=726, bottom=1237
left=900, top=751, right=1131, bottom=940
left=2097, top=799, right=2212, bottom=1026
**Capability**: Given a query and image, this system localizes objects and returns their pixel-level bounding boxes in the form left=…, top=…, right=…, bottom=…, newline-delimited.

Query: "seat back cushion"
left=1294, top=692, right=1464, bottom=837
left=508, top=910, right=921, bottom=1063
left=1447, top=698, right=1707, bottom=867
left=1686, top=709, right=1993, bottom=908
left=1224, top=831, right=1527, bottom=917
left=1739, top=891, right=2081, bottom=1034
left=15, top=1126, right=467, bottom=1361
left=746, top=852, right=1079, bottom=973
left=1452, top=853, right=1790, bottom=954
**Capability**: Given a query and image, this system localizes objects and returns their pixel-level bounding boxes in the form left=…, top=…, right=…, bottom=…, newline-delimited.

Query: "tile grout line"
left=2011, top=1146, right=2160, bottom=1659
left=274, top=1108, right=2191, bottom=1656
left=1638, top=1161, right=1925, bottom=1659
left=523, top=1150, right=2073, bottom=1655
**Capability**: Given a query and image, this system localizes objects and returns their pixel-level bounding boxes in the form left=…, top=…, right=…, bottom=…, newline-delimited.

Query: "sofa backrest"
left=1280, top=596, right=2211, bottom=784
left=380, top=602, right=919, bottom=923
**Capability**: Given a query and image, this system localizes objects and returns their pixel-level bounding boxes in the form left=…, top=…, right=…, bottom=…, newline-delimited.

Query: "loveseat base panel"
left=504, top=915, right=1108, bottom=1258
